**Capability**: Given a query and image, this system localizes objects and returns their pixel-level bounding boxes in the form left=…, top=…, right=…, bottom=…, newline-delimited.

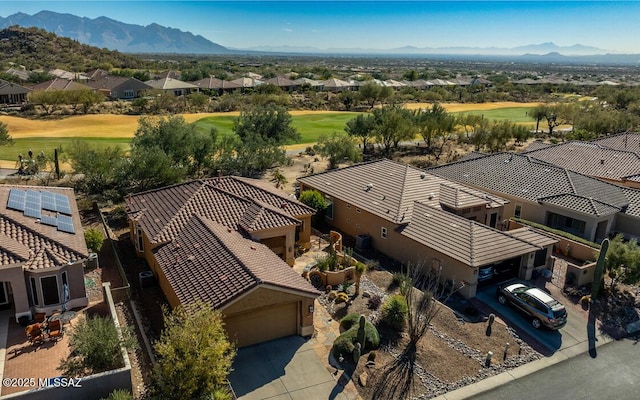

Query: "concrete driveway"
left=229, top=335, right=349, bottom=400
left=475, top=281, right=588, bottom=355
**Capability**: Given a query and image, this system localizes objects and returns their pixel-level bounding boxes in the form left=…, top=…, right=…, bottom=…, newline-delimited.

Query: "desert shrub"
left=106, top=205, right=129, bottom=228
left=337, top=282, right=352, bottom=294
left=333, top=314, right=380, bottom=359
left=391, top=272, right=411, bottom=295
left=336, top=292, right=349, bottom=303
left=84, top=228, right=105, bottom=253
left=59, top=315, right=137, bottom=377
left=367, top=294, right=382, bottom=310
left=100, top=389, right=133, bottom=400
left=382, top=295, right=408, bottom=330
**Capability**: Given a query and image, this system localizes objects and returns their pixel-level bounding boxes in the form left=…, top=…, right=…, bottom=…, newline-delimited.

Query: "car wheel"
left=498, top=294, right=507, bottom=305
left=532, top=318, right=542, bottom=329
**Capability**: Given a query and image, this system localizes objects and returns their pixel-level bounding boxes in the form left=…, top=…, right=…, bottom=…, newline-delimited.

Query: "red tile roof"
left=154, top=215, right=318, bottom=308
left=0, top=185, right=88, bottom=270
left=125, top=177, right=312, bottom=244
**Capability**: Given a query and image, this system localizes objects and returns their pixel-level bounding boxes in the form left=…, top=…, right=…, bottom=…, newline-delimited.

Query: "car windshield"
left=553, top=308, right=566, bottom=318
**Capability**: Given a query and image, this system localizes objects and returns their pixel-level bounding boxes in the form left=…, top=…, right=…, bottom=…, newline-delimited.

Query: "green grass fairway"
left=193, top=112, right=362, bottom=144
left=0, top=137, right=131, bottom=165
left=452, top=106, right=537, bottom=125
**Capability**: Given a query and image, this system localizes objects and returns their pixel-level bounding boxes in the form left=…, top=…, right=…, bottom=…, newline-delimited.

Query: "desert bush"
left=333, top=314, right=380, bottom=359
left=367, top=294, right=382, bottom=310
left=337, top=282, right=352, bottom=294
left=100, top=389, right=133, bottom=400
left=59, top=315, right=137, bottom=377
left=84, top=228, right=104, bottom=253
left=382, top=295, right=408, bottom=330
left=336, top=292, right=349, bottom=303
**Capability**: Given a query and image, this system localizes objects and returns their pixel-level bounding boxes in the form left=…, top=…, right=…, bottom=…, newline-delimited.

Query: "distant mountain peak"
left=0, top=10, right=232, bottom=54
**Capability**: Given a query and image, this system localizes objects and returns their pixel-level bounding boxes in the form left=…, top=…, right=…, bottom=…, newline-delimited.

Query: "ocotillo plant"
left=591, top=238, right=610, bottom=300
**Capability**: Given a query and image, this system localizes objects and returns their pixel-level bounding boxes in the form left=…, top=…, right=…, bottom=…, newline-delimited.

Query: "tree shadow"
left=370, top=343, right=418, bottom=400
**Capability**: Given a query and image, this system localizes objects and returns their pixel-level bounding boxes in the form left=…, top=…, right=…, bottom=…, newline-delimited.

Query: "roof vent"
left=600, top=159, right=605, bottom=165
left=250, top=245, right=256, bottom=250
left=365, top=183, right=374, bottom=191
left=420, top=173, right=426, bottom=179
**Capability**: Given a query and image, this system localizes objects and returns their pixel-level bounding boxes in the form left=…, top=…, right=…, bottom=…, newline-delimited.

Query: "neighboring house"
left=84, top=69, right=110, bottom=81
left=523, top=140, right=640, bottom=188
left=298, top=159, right=556, bottom=298
left=31, top=78, right=92, bottom=91
left=190, top=76, right=241, bottom=95
left=124, top=177, right=318, bottom=347
left=48, top=68, right=89, bottom=81
left=592, top=133, right=640, bottom=156
left=4, top=67, right=30, bottom=81
left=0, top=79, right=32, bottom=104
left=322, top=78, right=353, bottom=92
left=264, top=76, right=298, bottom=91
left=430, top=152, right=640, bottom=242
left=0, top=185, right=89, bottom=323
left=229, top=77, right=263, bottom=89
left=86, top=76, right=152, bottom=100
left=292, top=77, right=324, bottom=90
left=145, top=77, right=198, bottom=96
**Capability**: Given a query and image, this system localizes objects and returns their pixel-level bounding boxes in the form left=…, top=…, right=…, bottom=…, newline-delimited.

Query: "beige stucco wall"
left=295, top=215, right=312, bottom=248
left=1, top=264, right=30, bottom=320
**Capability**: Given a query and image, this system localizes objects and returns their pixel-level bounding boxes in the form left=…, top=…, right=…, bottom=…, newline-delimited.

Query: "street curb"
left=432, top=331, right=617, bottom=400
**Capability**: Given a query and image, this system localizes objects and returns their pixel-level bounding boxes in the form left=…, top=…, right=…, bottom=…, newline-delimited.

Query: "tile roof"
left=591, top=133, right=640, bottom=157
left=506, top=227, right=558, bottom=248
left=0, top=185, right=88, bottom=270
left=521, top=141, right=553, bottom=152
left=189, top=77, right=241, bottom=90
left=31, top=78, right=92, bottom=91
left=0, top=79, right=31, bottom=95
left=125, top=177, right=310, bottom=244
left=145, top=77, right=198, bottom=90
left=153, top=215, right=319, bottom=308
left=538, top=194, right=620, bottom=216
left=298, top=159, right=507, bottom=224
left=85, top=76, right=152, bottom=91
left=429, top=153, right=635, bottom=217
left=400, top=203, right=542, bottom=267
left=524, top=141, right=640, bottom=181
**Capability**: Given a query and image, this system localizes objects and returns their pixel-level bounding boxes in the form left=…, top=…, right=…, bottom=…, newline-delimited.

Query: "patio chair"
left=33, top=312, right=47, bottom=324
left=25, top=323, right=45, bottom=345
left=48, top=319, right=64, bottom=341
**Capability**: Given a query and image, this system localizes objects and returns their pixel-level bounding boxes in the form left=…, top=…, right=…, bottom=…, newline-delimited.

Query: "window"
left=381, top=227, right=388, bottom=239
left=325, top=196, right=334, bottom=220
left=136, top=225, right=144, bottom=252
left=123, top=90, right=134, bottom=98
left=30, top=277, right=39, bottom=306
left=40, top=276, right=60, bottom=306
left=515, top=204, right=522, bottom=218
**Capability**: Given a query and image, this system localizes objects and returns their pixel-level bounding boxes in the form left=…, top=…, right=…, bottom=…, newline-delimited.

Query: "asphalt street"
left=468, top=339, right=640, bottom=400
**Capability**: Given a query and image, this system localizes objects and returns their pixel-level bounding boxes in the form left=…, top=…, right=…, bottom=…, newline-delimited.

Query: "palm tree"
left=270, top=168, right=288, bottom=189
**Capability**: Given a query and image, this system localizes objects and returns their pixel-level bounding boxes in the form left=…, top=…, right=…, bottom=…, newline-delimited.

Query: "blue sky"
left=1, top=1, right=640, bottom=52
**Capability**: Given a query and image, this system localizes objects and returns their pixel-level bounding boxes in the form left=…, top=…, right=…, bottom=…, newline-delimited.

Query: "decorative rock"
left=328, top=290, right=338, bottom=300
left=366, top=361, right=376, bottom=368
left=359, top=371, right=368, bottom=387
left=362, top=291, right=371, bottom=298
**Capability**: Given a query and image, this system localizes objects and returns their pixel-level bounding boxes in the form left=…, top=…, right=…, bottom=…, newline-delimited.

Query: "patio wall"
left=0, top=283, right=132, bottom=400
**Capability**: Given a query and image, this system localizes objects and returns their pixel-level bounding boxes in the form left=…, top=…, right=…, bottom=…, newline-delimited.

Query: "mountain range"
left=0, top=11, right=232, bottom=54
left=0, top=10, right=632, bottom=58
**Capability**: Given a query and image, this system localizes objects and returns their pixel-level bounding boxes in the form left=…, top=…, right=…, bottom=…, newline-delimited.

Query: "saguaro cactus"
left=591, top=238, right=610, bottom=300
left=357, top=315, right=366, bottom=350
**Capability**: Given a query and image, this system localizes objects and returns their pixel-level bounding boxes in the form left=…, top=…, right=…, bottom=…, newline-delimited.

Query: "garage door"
left=225, top=302, right=298, bottom=347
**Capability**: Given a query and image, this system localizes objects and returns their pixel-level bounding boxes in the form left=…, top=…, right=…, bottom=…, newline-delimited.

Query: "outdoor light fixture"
left=308, top=305, right=314, bottom=313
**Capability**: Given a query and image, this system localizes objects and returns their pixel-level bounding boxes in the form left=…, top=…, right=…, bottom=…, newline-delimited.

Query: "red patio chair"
left=47, top=319, right=64, bottom=341
left=25, top=323, right=45, bottom=345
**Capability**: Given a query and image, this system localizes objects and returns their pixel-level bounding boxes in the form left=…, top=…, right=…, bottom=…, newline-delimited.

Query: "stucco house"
left=523, top=140, right=640, bottom=188
left=298, top=160, right=557, bottom=298
left=85, top=76, right=152, bottom=100
left=0, top=79, right=31, bottom=104
left=429, top=152, right=640, bottom=242
left=0, top=185, right=89, bottom=323
left=145, top=77, right=198, bottom=96
left=124, top=177, right=319, bottom=347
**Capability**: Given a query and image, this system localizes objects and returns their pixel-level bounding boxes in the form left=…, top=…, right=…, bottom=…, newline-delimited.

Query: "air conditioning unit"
left=139, top=270, right=156, bottom=288
left=355, top=234, right=371, bottom=251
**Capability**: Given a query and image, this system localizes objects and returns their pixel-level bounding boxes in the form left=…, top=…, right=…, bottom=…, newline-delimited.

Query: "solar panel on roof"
left=56, top=214, right=75, bottom=234
left=7, top=189, right=26, bottom=211
left=41, top=191, right=56, bottom=212
left=24, top=206, right=41, bottom=219
left=40, top=215, right=58, bottom=227
left=54, top=193, right=72, bottom=215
